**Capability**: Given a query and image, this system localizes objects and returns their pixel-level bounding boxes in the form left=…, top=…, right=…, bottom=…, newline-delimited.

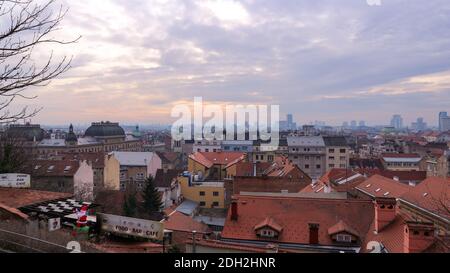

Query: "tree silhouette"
left=141, top=176, right=163, bottom=214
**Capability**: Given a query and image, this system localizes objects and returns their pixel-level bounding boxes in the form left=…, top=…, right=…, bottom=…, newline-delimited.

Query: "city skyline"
left=8, top=0, right=450, bottom=126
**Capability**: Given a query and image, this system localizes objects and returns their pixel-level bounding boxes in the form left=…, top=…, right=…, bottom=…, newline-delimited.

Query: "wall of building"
left=179, top=177, right=225, bottom=209
left=147, top=153, right=162, bottom=179
left=74, top=160, right=94, bottom=201
left=326, top=146, right=350, bottom=171
left=104, top=153, right=120, bottom=190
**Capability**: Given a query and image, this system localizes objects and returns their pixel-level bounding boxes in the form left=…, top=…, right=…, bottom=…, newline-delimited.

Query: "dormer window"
left=336, top=234, right=352, bottom=243
left=254, top=217, right=283, bottom=240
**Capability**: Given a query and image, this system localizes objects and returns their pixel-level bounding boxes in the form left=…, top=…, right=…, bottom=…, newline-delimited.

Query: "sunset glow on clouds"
left=11, top=0, right=450, bottom=126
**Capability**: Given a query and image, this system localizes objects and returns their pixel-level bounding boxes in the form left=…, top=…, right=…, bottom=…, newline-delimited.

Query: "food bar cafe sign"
left=98, top=213, right=164, bottom=241
left=0, top=174, right=31, bottom=188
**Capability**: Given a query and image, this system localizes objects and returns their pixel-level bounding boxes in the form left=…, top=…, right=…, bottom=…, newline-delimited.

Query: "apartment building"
left=287, top=136, right=326, bottom=180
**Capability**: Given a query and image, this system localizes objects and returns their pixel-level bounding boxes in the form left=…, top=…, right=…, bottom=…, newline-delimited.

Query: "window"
left=212, top=202, right=219, bottom=207
left=305, top=164, right=310, bottom=169
left=268, top=155, right=274, bottom=162
left=336, top=234, right=352, bottom=243
left=305, top=156, right=310, bottom=160
left=329, top=149, right=335, bottom=153
left=340, top=156, right=346, bottom=161
left=199, top=191, right=206, bottom=196
left=329, top=157, right=335, bottom=160
left=213, top=192, right=219, bottom=196
left=316, top=165, right=321, bottom=169
left=205, top=149, right=209, bottom=152
left=340, top=149, right=346, bottom=153
left=329, top=164, right=335, bottom=168
left=199, top=202, right=206, bottom=207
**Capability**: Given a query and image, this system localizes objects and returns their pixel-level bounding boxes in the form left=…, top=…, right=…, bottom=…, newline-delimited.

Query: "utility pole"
left=192, top=230, right=197, bottom=253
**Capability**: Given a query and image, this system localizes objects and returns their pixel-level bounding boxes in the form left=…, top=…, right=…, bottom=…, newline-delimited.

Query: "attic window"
left=47, top=166, right=55, bottom=172
left=375, top=188, right=381, bottom=192
left=64, top=166, right=72, bottom=172
left=35, top=165, right=41, bottom=170
left=336, top=234, right=352, bottom=243
left=365, top=184, right=371, bottom=188
left=423, top=193, right=429, bottom=197
left=384, top=192, right=390, bottom=196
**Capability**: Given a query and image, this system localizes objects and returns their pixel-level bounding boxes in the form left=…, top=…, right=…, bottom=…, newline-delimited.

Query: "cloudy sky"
left=9, top=0, right=450, bottom=126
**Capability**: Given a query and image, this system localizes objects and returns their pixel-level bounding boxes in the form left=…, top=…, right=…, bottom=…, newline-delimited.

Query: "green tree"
left=123, top=192, right=137, bottom=217
left=141, top=176, right=163, bottom=213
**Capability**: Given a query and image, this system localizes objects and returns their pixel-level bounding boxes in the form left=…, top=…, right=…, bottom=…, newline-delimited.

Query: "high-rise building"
left=350, top=120, right=357, bottom=128
left=390, top=115, right=403, bottom=130
left=411, top=118, right=427, bottom=131
left=359, top=121, right=366, bottom=127
left=287, top=114, right=293, bottom=125
left=439, top=112, right=450, bottom=132
left=343, top=122, right=349, bottom=128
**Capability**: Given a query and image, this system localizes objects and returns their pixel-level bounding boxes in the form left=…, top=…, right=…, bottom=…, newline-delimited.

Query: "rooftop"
left=189, top=152, right=246, bottom=168
left=112, top=152, right=155, bottom=167
left=222, top=195, right=374, bottom=246
left=287, top=136, right=325, bottom=147
left=0, top=188, right=72, bottom=208
left=356, top=175, right=412, bottom=198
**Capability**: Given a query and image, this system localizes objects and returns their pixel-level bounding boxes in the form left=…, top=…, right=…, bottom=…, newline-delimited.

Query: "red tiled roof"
left=254, top=217, right=283, bottom=233
left=232, top=176, right=311, bottom=194
left=356, top=169, right=427, bottom=182
left=400, top=177, right=450, bottom=220
left=301, top=169, right=366, bottom=193
left=164, top=211, right=210, bottom=233
left=60, top=152, right=106, bottom=169
left=363, top=213, right=408, bottom=253
left=222, top=195, right=374, bottom=246
left=356, top=175, right=412, bottom=198
left=189, top=152, right=246, bottom=168
left=30, top=160, right=81, bottom=177
left=234, top=162, right=272, bottom=176
left=328, top=220, right=360, bottom=237
left=0, top=188, right=72, bottom=208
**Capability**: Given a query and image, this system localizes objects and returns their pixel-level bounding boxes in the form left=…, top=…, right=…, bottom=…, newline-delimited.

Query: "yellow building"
left=179, top=176, right=225, bottom=209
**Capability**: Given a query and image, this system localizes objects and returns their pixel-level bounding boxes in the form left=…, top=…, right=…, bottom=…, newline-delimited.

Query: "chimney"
left=374, top=197, right=397, bottom=233
left=404, top=221, right=435, bottom=253
left=308, top=223, right=319, bottom=245
left=253, top=162, right=257, bottom=176
left=230, top=198, right=238, bottom=221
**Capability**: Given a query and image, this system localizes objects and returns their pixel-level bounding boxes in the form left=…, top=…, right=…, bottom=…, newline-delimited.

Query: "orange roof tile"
left=0, top=188, right=72, bottom=208
left=328, top=220, right=360, bottom=237
left=356, top=175, right=412, bottom=198
left=164, top=211, right=211, bottom=233
left=190, top=152, right=246, bottom=168
left=254, top=217, right=283, bottom=233
left=222, top=195, right=374, bottom=246
left=400, top=177, right=450, bottom=220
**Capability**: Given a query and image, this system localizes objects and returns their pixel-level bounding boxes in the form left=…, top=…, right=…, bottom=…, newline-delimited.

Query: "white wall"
left=74, top=160, right=94, bottom=202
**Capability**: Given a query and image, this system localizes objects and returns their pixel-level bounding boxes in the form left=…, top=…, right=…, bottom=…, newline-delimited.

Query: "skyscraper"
left=439, top=112, right=449, bottom=132
left=412, top=118, right=427, bottom=131
left=390, top=115, right=403, bottom=130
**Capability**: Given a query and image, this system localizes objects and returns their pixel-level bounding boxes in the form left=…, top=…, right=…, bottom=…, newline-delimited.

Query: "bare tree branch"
left=0, top=0, right=80, bottom=124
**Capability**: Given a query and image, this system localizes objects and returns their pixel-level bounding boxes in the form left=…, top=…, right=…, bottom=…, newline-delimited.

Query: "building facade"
left=287, top=136, right=326, bottom=180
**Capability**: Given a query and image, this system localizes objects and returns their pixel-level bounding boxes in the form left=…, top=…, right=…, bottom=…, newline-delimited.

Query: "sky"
left=6, top=0, right=450, bottom=127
